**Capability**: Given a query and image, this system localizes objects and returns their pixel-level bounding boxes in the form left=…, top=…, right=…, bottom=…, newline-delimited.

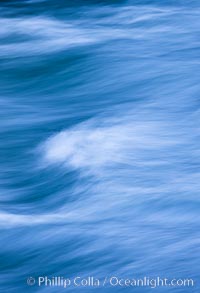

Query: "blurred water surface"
left=0, top=0, right=200, bottom=292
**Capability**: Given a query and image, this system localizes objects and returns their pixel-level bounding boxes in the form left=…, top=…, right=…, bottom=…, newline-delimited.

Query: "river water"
left=0, top=0, right=200, bottom=292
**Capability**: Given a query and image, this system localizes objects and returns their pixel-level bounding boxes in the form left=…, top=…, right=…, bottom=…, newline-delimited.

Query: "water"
left=0, top=0, right=200, bottom=292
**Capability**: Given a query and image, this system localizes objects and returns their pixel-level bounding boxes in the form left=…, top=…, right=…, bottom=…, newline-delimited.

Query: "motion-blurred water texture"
left=0, top=0, right=200, bottom=292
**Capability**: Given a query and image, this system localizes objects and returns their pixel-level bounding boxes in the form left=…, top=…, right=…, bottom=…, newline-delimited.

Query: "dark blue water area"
left=0, top=0, right=200, bottom=292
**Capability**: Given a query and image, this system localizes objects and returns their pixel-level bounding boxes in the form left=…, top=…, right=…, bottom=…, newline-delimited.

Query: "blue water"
left=0, top=0, right=200, bottom=292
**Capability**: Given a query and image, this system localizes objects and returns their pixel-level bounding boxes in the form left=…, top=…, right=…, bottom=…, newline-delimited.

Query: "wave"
left=0, top=17, right=95, bottom=57
left=41, top=111, right=178, bottom=172
left=1, top=4, right=194, bottom=58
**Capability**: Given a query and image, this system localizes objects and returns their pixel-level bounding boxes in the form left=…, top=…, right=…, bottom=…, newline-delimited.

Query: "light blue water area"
left=0, top=0, right=200, bottom=292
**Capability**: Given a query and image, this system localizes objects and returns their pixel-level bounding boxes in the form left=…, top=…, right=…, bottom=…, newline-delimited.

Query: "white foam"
left=0, top=6, right=179, bottom=57
left=0, top=211, right=73, bottom=226
left=0, top=17, right=94, bottom=56
left=42, top=113, right=179, bottom=175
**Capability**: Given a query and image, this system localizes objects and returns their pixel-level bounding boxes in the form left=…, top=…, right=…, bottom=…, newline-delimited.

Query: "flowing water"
left=0, top=0, right=200, bottom=292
